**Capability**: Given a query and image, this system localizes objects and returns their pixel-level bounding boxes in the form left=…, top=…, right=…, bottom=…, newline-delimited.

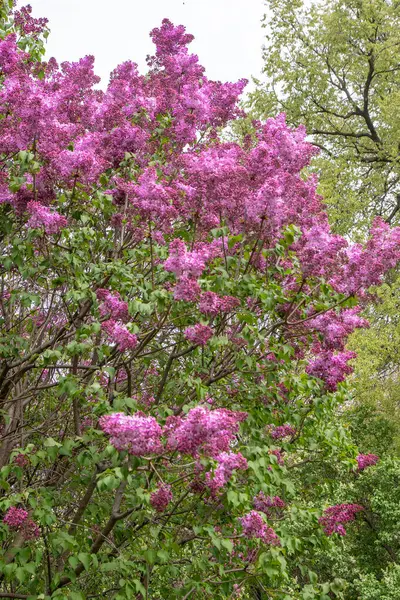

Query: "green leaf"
left=78, top=552, right=91, bottom=571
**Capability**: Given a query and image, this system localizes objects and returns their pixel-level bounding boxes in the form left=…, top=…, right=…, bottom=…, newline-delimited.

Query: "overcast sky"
left=20, top=0, right=266, bottom=91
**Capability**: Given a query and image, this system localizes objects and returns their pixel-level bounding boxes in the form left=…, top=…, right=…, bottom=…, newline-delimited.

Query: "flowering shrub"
left=0, top=5, right=398, bottom=599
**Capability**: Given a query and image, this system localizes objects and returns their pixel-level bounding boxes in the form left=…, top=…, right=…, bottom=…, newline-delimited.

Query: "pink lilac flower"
left=150, top=484, right=173, bottom=512
left=3, top=507, right=28, bottom=528
left=21, top=519, right=40, bottom=540
left=3, top=507, right=40, bottom=540
left=307, top=308, right=369, bottom=351
left=99, top=413, right=163, bottom=455
left=184, top=323, right=213, bottom=346
left=220, top=296, right=240, bottom=312
left=14, top=5, right=48, bottom=38
left=101, top=319, right=137, bottom=352
left=206, top=451, right=248, bottom=492
left=270, top=424, right=296, bottom=440
left=198, top=292, right=240, bottom=316
left=198, top=291, right=221, bottom=316
left=164, top=239, right=208, bottom=278
left=239, top=511, right=280, bottom=546
left=319, top=503, right=364, bottom=536
left=55, top=133, right=106, bottom=183
left=253, top=493, right=286, bottom=515
left=306, top=350, right=356, bottom=392
left=130, top=167, right=175, bottom=220
left=356, top=454, right=379, bottom=471
left=165, top=406, right=247, bottom=457
left=96, top=289, right=129, bottom=322
left=174, top=276, right=201, bottom=302
left=331, top=218, right=400, bottom=295
left=26, top=201, right=67, bottom=234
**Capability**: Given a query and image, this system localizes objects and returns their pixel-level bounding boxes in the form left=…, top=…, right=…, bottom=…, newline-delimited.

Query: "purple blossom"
left=253, top=492, right=286, bottom=515
left=165, top=406, right=247, bottom=457
left=96, top=289, right=129, bottom=322
left=308, top=308, right=369, bottom=351
left=3, top=507, right=28, bottom=528
left=3, top=507, right=40, bottom=540
left=306, top=350, right=356, bottom=391
left=270, top=424, right=296, bottom=440
left=206, top=451, right=248, bottom=492
left=26, top=201, right=67, bottom=234
left=99, top=413, right=163, bottom=455
left=239, top=511, right=280, bottom=546
left=198, top=292, right=240, bottom=316
left=101, top=319, right=137, bottom=352
left=164, top=239, right=208, bottom=279
left=319, top=503, right=364, bottom=536
left=356, top=454, right=379, bottom=471
left=184, top=323, right=213, bottom=346
left=174, top=276, right=201, bottom=302
left=150, top=484, right=173, bottom=512
left=14, top=5, right=48, bottom=38
left=269, top=449, right=284, bottom=466
left=13, top=453, right=29, bottom=468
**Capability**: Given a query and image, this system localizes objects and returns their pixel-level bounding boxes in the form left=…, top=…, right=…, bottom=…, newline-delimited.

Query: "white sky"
left=20, top=0, right=266, bottom=92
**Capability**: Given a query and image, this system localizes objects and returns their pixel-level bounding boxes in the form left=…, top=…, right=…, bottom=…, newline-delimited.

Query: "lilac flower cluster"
left=3, top=507, right=40, bottom=540
left=269, top=449, right=284, bottom=465
left=101, top=319, right=137, bottom=352
left=173, top=275, right=201, bottom=302
left=308, top=308, right=369, bottom=352
left=165, top=240, right=224, bottom=304
left=100, top=406, right=247, bottom=459
left=165, top=406, right=247, bottom=457
left=356, top=454, right=379, bottom=471
left=306, top=350, right=356, bottom=392
left=319, top=503, right=364, bottom=536
left=270, top=424, right=296, bottom=440
left=198, top=292, right=240, bottom=316
left=26, top=201, right=67, bottom=235
left=3, top=507, right=28, bottom=528
left=164, top=238, right=211, bottom=279
left=253, top=492, right=286, bottom=516
left=239, top=511, right=280, bottom=546
left=13, top=453, right=29, bottom=468
left=13, top=4, right=48, bottom=38
left=96, top=289, right=129, bottom=321
left=184, top=323, right=213, bottom=346
left=206, top=451, right=248, bottom=493
left=99, top=413, right=163, bottom=455
left=150, top=484, right=173, bottom=512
